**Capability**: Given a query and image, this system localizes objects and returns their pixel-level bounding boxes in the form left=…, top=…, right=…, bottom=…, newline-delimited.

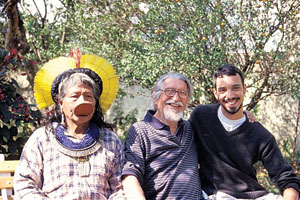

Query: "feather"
left=33, top=55, right=118, bottom=113
left=81, top=54, right=119, bottom=112
left=34, top=57, right=76, bottom=109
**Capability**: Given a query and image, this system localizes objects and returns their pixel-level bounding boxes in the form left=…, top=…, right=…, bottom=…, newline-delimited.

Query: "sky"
left=21, top=0, right=62, bottom=23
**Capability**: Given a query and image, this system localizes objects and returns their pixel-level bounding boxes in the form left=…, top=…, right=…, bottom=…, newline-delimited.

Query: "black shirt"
left=189, top=104, right=300, bottom=199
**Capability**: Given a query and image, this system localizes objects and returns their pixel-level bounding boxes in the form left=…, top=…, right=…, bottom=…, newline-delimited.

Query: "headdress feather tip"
left=34, top=53, right=118, bottom=112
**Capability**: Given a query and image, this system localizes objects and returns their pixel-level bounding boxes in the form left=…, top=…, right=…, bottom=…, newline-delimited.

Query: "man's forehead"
left=216, top=74, right=242, bottom=81
left=216, top=74, right=243, bottom=86
left=163, top=78, right=187, bottom=87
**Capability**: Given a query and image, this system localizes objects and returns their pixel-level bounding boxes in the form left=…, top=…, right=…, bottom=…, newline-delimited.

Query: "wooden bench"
left=0, top=155, right=18, bottom=200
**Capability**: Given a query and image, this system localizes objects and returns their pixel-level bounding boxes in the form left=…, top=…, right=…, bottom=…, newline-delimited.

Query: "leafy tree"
left=0, top=1, right=42, bottom=159
left=19, top=0, right=300, bottom=109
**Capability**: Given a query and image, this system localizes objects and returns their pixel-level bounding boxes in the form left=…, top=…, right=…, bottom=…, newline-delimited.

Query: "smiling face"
left=154, top=78, right=188, bottom=122
left=60, top=83, right=96, bottom=127
left=214, top=74, right=246, bottom=120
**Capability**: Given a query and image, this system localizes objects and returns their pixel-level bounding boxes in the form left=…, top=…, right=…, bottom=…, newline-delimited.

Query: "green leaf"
left=10, top=126, right=18, bottom=136
left=0, top=125, right=10, bottom=142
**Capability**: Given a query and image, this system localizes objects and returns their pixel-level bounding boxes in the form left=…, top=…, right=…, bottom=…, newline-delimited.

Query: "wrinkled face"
left=155, top=78, right=188, bottom=122
left=60, top=84, right=96, bottom=126
left=214, top=74, right=246, bottom=120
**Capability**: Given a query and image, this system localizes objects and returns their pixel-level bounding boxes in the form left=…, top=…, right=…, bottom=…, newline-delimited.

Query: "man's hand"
left=283, top=188, right=299, bottom=200
left=243, top=110, right=256, bottom=123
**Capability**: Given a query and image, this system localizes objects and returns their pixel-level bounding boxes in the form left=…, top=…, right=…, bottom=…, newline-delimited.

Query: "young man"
left=189, top=64, right=300, bottom=200
left=122, top=73, right=205, bottom=200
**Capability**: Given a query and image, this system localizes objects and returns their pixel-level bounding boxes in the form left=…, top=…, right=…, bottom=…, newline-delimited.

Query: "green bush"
left=0, top=48, right=41, bottom=159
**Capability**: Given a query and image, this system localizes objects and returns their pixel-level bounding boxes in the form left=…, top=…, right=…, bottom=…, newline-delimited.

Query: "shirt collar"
left=144, top=110, right=183, bottom=131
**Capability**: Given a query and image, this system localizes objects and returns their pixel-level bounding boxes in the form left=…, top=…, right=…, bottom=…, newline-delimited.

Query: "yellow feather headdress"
left=34, top=53, right=118, bottom=112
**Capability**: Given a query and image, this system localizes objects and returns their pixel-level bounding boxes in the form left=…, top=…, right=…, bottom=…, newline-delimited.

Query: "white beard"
left=163, top=107, right=183, bottom=122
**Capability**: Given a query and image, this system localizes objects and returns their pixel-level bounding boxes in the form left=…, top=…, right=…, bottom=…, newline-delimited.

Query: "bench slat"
left=0, top=155, right=17, bottom=199
left=0, top=161, right=18, bottom=173
left=0, top=196, right=14, bottom=200
left=0, top=177, right=14, bottom=189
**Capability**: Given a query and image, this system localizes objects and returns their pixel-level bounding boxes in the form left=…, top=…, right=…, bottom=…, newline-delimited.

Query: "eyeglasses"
left=160, top=88, right=188, bottom=98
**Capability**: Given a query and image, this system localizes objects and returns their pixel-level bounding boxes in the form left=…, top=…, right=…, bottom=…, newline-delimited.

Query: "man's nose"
left=77, top=95, right=89, bottom=103
left=226, top=89, right=234, bottom=98
left=172, top=91, right=181, bottom=100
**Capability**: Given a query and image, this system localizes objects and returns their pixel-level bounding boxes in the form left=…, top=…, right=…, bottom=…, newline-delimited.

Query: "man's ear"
left=153, top=100, right=158, bottom=108
left=243, top=84, right=247, bottom=93
left=213, top=88, right=218, bottom=100
left=58, top=98, right=63, bottom=107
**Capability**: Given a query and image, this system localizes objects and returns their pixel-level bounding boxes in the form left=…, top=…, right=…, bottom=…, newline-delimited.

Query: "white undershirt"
left=217, top=106, right=246, bottom=132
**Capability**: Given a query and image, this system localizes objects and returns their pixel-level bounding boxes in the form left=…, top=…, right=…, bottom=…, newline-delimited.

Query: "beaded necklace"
left=53, top=123, right=103, bottom=177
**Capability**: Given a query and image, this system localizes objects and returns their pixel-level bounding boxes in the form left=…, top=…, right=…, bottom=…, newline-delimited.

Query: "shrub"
left=0, top=48, right=41, bottom=159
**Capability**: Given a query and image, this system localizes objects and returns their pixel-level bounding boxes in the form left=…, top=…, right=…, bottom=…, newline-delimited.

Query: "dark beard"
left=222, top=104, right=243, bottom=115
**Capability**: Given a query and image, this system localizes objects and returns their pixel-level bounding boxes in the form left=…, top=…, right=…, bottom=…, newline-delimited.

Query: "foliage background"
left=18, top=0, right=300, bottom=107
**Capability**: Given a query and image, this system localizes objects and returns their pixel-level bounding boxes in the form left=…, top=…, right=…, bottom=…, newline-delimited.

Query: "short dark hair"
left=213, top=64, right=244, bottom=88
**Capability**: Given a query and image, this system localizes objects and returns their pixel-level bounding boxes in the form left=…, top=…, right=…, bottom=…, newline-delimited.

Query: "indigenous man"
left=14, top=53, right=124, bottom=200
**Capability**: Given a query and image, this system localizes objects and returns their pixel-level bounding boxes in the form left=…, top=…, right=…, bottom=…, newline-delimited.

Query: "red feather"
left=70, top=48, right=82, bottom=68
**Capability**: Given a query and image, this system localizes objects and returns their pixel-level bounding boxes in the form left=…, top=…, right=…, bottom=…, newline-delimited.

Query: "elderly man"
left=14, top=54, right=124, bottom=200
left=122, top=73, right=205, bottom=200
left=189, top=64, right=300, bottom=200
